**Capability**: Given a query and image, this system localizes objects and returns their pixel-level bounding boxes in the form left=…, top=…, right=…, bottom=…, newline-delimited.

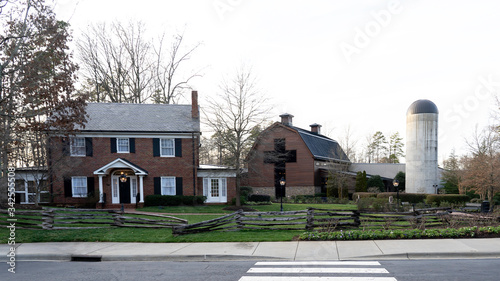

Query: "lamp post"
left=393, top=179, right=400, bottom=212
left=279, top=177, right=286, bottom=212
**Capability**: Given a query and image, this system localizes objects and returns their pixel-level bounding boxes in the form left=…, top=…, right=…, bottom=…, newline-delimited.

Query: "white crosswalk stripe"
left=239, top=277, right=397, bottom=281
left=238, top=261, right=398, bottom=281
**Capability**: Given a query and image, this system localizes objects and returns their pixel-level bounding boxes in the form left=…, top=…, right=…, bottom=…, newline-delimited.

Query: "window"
left=210, top=179, right=219, bottom=197
left=72, top=177, right=88, bottom=197
left=70, top=137, right=86, bottom=156
left=112, top=178, right=118, bottom=198
left=131, top=178, right=137, bottom=198
left=117, top=138, right=129, bottom=153
left=161, top=177, right=176, bottom=195
left=160, top=139, right=174, bottom=156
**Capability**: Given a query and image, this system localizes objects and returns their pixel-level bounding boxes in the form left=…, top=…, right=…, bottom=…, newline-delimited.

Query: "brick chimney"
left=191, top=90, right=199, bottom=119
left=310, top=123, right=322, bottom=134
left=279, top=113, right=294, bottom=126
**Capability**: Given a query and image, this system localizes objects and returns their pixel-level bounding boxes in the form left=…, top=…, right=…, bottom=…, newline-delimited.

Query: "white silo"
left=406, top=99, right=439, bottom=194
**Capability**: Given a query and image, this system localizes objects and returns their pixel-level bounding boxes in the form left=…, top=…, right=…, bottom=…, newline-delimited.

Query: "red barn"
left=246, top=114, right=350, bottom=198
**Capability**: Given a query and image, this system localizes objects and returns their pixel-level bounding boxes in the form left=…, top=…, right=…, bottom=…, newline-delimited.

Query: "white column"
left=139, top=175, right=144, bottom=203
left=98, top=175, right=104, bottom=203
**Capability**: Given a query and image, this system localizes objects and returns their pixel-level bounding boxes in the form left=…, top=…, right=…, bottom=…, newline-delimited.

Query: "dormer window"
left=117, top=138, right=129, bottom=153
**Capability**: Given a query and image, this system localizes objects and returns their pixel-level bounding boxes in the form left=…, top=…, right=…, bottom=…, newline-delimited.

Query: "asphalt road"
left=1, top=259, right=499, bottom=281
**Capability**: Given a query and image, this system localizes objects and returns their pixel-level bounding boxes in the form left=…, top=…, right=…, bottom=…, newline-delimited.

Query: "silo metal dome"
left=407, top=99, right=439, bottom=115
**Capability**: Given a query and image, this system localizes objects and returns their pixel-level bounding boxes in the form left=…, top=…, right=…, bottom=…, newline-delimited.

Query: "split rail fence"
left=172, top=207, right=456, bottom=235
left=0, top=208, right=187, bottom=230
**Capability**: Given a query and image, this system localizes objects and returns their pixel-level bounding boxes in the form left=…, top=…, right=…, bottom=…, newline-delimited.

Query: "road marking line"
left=247, top=267, right=389, bottom=274
left=255, top=261, right=381, bottom=266
left=239, top=277, right=397, bottom=281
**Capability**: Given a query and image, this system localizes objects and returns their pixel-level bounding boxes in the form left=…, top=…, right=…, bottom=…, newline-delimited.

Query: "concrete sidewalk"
left=3, top=238, right=500, bottom=262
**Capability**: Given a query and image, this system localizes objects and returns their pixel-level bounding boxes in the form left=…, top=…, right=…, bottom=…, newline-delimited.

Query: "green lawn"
left=2, top=225, right=301, bottom=243
left=1, top=203, right=356, bottom=243
left=138, top=203, right=356, bottom=214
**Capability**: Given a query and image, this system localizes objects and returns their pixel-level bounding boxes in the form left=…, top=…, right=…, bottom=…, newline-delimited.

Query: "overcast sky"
left=54, top=0, right=500, bottom=164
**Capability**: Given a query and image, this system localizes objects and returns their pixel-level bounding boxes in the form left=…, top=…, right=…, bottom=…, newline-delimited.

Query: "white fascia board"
left=70, top=132, right=199, bottom=139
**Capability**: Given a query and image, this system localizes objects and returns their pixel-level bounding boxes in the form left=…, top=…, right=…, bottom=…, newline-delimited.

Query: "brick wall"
left=252, top=185, right=319, bottom=198
left=246, top=124, right=316, bottom=191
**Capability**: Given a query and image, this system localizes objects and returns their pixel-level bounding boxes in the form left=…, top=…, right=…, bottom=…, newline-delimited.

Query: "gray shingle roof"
left=289, top=125, right=350, bottom=162
left=79, top=103, right=200, bottom=132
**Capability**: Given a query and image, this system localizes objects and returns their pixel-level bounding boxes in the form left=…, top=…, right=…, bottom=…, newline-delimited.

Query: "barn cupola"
left=310, top=123, right=322, bottom=134
left=279, top=113, right=294, bottom=126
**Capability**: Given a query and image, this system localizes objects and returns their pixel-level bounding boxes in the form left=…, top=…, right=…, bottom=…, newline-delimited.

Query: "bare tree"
left=205, top=66, right=270, bottom=206
left=338, top=125, right=358, bottom=162
left=151, top=31, right=202, bottom=104
left=77, top=21, right=201, bottom=104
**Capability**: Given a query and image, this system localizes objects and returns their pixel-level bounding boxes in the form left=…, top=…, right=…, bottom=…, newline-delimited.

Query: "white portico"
left=93, top=158, right=148, bottom=204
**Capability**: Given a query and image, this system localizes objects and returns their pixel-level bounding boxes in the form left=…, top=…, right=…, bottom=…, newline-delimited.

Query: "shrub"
left=231, top=195, right=248, bottom=205
left=240, top=186, right=253, bottom=199
left=248, top=194, right=271, bottom=202
left=144, top=195, right=206, bottom=206
left=426, top=194, right=469, bottom=206
left=299, top=226, right=500, bottom=241
left=367, top=175, right=385, bottom=192
left=352, top=192, right=377, bottom=200
left=377, top=192, right=426, bottom=204
left=493, top=192, right=500, bottom=205
left=357, top=197, right=390, bottom=212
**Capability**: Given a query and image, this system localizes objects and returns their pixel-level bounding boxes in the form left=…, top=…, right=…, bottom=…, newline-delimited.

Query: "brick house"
left=49, top=91, right=236, bottom=208
left=246, top=113, right=350, bottom=198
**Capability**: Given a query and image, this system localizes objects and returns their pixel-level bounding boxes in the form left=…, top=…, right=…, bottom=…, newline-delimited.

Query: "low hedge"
left=352, top=192, right=377, bottom=199
left=299, top=226, right=500, bottom=241
left=426, top=194, right=469, bottom=206
left=377, top=192, right=427, bottom=204
left=248, top=194, right=271, bottom=202
left=144, top=195, right=206, bottom=206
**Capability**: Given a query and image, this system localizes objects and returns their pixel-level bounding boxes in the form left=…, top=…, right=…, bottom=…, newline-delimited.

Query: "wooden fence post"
left=235, top=209, right=244, bottom=230
left=42, top=209, right=54, bottom=230
left=111, top=210, right=124, bottom=227
left=306, top=208, right=314, bottom=231
left=352, top=210, right=361, bottom=227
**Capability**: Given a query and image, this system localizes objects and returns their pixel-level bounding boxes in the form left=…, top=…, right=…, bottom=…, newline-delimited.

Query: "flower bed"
left=299, top=225, right=500, bottom=241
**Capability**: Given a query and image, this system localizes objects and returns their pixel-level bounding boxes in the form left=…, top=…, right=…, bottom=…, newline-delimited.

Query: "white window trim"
left=161, top=176, right=176, bottom=195
left=72, top=176, right=88, bottom=198
left=70, top=137, right=86, bottom=157
left=160, top=138, right=175, bottom=157
left=117, top=138, right=130, bottom=153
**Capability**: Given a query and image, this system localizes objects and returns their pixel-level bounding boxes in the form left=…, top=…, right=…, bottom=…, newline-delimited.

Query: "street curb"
left=3, top=254, right=285, bottom=262
left=358, top=252, right=500, bottom=260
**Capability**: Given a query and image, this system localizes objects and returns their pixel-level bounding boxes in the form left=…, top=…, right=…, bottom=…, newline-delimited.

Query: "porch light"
left=119, top=172, right=127, bottom=183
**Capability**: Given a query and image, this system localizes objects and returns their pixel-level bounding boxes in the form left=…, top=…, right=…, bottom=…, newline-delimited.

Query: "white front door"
left=203, top=178, right=227, bottom=203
